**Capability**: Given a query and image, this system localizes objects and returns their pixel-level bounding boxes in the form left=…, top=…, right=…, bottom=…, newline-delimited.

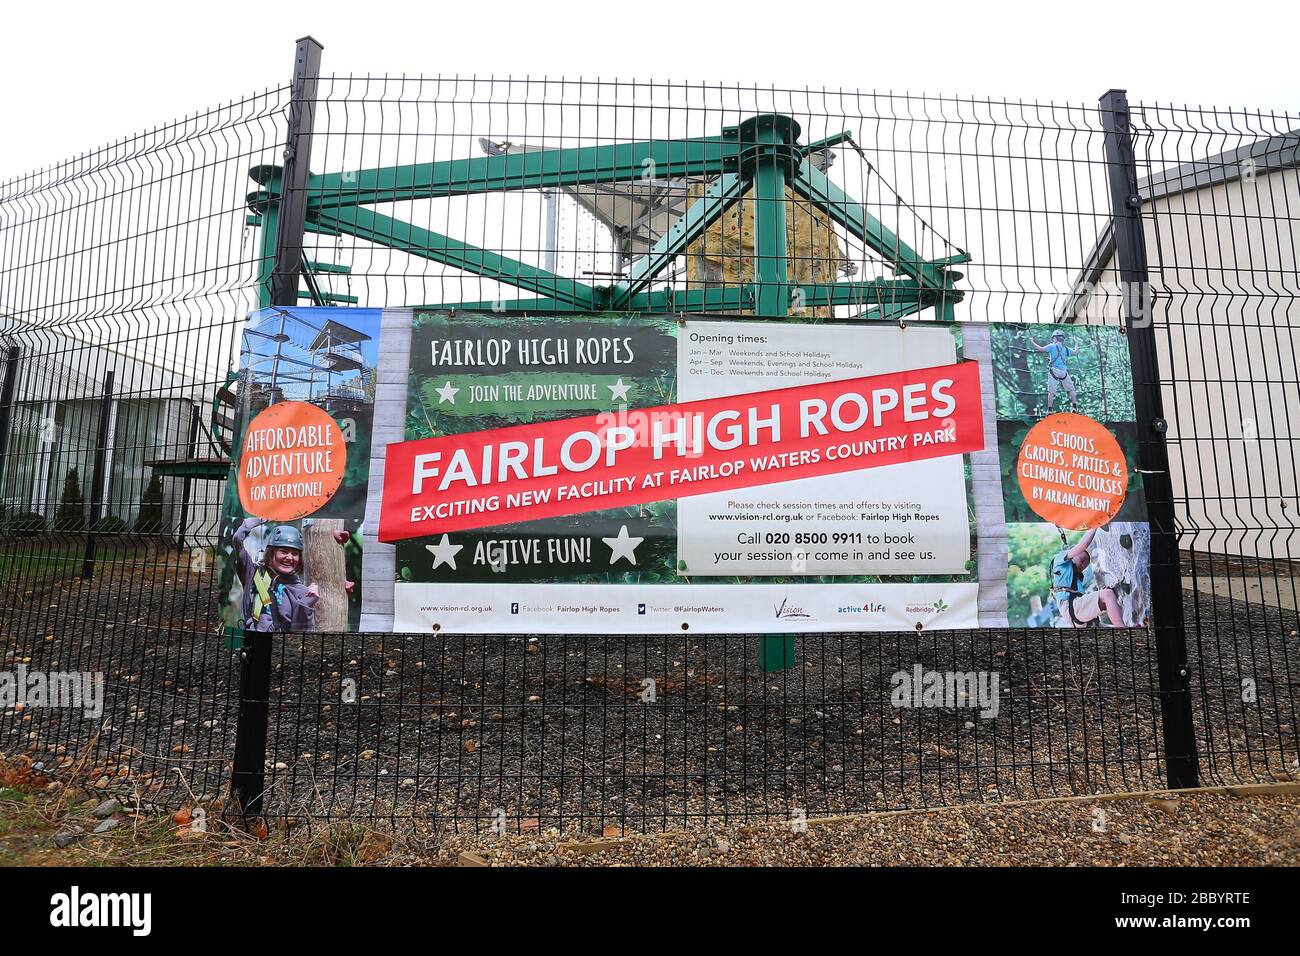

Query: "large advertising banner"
left=218, top=307, right=1151, bottom=635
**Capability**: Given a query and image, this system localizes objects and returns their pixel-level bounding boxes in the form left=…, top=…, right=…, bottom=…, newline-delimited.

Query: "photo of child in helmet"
left=232, top=517, right=319, bottom=633
left=216, top=306, right=381, bottom=636
left=991, top=323, right=1135, bottom=422
left=1007, top=520, right=1150, bottom=628
left=1031, top=331, right=1078, bottom=412
left=1049, top=526, right=1121, bottom=626
left=220, top=514, right=363, bottom=634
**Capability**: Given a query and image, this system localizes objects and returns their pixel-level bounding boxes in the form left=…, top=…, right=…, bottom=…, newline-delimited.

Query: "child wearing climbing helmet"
left=1029, top=330, right=1079, bottom=413
left=1050, top=526, right=1122, bottom=627
left=233, top=516, right=319, bottom=632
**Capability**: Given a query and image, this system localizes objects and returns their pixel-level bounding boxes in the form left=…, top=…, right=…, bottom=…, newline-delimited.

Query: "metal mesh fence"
left=0, top=65, right=1296, bottom=832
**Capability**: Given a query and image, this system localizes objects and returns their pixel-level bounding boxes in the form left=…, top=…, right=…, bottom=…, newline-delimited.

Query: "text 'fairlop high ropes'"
left=378, top=361, right=984, bottom=542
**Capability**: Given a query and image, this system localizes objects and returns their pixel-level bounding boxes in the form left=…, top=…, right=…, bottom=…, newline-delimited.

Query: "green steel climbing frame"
left=246, top=113, right=968, bottom=320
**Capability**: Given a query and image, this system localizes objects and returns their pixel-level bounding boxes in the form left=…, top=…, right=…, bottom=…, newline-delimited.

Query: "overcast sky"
left=1, top=0, right=1297, bottom=180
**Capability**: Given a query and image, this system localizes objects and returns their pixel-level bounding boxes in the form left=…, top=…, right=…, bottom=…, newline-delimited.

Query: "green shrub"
left=135, top=474, right=165, bottom=534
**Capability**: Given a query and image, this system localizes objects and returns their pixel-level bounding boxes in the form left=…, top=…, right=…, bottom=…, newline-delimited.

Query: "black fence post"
left=81, top=370, right=114, bottom=581
left=231, top=36, right=323, bottom=819
left=0, top=346, right=21, bottom=497
left=1099, top=89, right=1199, bottom=789
left=176, top=404, right=201, bottom=553
left=270, top=37, right=324, bottom=308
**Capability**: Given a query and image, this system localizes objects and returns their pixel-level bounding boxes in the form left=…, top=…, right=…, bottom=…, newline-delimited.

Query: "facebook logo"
left=511, top=603, right=519, bottom=614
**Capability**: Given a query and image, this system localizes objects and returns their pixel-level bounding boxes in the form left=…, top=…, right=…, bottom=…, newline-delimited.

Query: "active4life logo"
left=49, top=886, right=151, bottom=936
left=837, top=601, right=886, bottom=617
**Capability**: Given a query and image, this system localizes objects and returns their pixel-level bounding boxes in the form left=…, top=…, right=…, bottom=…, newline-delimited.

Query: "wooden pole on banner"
left=1098, top=89, right=1198, bottom=788
left=231, top=36, right=324, bottom=819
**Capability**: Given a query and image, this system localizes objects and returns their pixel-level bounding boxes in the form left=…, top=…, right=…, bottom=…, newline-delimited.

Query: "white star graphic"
left=602, top=524, right=644, bottom=566
left=608, top=378, right=632, bottom=402
left=435, top=381, right=459, bottom=404
left=425, top=534, right=463, bottom=570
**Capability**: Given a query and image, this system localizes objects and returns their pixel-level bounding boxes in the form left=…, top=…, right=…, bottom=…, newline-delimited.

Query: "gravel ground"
left=437, top=788, right=1300, bottom=866
left=1, top=543, right=1297, bottom=834
left=6, top=775, right=1294, bottom=867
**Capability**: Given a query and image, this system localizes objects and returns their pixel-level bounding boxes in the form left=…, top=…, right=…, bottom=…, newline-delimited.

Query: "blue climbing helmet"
left=267, top=524, right=303, bottom=551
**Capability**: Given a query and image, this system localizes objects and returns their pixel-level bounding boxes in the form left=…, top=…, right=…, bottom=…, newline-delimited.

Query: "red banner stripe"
left=379, top=360, right=983, bottom=542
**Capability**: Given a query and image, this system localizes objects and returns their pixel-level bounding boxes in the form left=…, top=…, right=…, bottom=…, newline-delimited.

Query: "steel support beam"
left=254, top=204, right=280, bottom=309
left=641, top=280, right=929, bottom=314
left=744, top=114, right=797, bottom=668
left=423, top=296, right=584, bottom=314
left=790, top=163, right=967, bottom=294
left=860, top=300, right=930, bottom=322
left=315, top=205, right=602, bottom=309
left=246, top=115, right=967, bottom=327
left=429, top=280, right=929, bottom=316
left=290, top=134, right=739, bottom=209
left=610, top=173, right=745, bottom=308
left=748, top=115, right=795, bottom=317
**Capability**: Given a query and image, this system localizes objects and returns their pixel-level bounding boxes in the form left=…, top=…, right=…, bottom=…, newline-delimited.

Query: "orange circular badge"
left=237, top=400, right=347, bottom=520
left=1016, top=413, right=1127, bottom=530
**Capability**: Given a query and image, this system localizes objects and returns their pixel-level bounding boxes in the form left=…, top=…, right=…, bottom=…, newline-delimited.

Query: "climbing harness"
left=251, top=567, right=274, bottom=621
left=1047, top=526, right=1098, bottom=629
left=1044, top=341, right=1075, bottom=382
left=1044, top=340, right=1079, bottom=411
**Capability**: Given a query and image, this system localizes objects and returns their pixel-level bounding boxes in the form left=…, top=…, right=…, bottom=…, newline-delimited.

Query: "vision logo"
left=773, top=598, right=812, bottom=620
left=50, top=886, right=151, bottom=936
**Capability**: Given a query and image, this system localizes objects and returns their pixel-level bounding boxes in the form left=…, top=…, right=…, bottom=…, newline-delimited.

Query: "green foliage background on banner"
left=991, top=323, right=1136, bottom=421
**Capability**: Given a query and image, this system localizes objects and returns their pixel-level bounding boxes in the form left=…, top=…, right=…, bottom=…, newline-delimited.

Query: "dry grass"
left=3, top=759, right=1296, bottom=868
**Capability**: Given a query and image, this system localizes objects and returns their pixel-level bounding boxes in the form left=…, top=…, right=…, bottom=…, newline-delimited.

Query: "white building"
left=0, top=320, right=225, bottom=543
left=1062, top=130, right=1300, bottom=560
